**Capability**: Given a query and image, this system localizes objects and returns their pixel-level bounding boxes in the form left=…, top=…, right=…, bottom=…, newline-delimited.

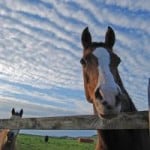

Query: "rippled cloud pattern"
left=0, top=0, right=149, bottom=119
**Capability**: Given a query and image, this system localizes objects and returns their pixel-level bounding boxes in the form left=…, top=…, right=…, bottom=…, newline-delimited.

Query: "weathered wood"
left=0, top=111, right=148, bottom=130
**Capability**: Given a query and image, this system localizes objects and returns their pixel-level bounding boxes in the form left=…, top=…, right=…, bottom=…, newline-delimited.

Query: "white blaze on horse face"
left=93, top=47, right=121, bottom=114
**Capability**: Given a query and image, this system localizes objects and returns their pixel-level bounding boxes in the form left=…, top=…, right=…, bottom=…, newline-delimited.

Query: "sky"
left=0, top=0, right=149, bottom=137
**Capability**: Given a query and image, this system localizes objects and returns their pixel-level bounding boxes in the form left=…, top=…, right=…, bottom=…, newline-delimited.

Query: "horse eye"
left=110, top=53, right=121, bottom=67
left=80, top=58, right=87, bottom=66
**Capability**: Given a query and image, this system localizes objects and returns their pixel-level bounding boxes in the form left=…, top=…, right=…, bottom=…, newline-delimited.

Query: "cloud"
left=104, top=0, right=150, bottom=12
left=0, top=95, right=93, bottom=119
left=0, top=0, right=149, bottom=124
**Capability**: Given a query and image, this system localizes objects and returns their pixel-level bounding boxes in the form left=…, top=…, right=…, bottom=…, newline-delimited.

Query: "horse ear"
left=20, top=109, right=23, bottom=117
left=12, top=108, right=15, bottom=115
left=81, top=27, right=92, bottom=49
left=105, top=26, right=115, bottom=49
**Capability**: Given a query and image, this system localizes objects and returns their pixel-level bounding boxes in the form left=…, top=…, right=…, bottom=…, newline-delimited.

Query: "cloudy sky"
left=0, top=0, right=149, bottom=136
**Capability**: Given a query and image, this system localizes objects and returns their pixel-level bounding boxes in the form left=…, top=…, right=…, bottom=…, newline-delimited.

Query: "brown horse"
left=0, top=129, right=10, bottom=150
left=80, top=26, right=149, bottom=150
left=0, top=108, right=23, bottom=150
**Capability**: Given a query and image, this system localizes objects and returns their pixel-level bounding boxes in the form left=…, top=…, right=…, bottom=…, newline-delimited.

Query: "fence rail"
left=0, top=79, right=149, bottom=131
left=0, top=111, right=148, bottom=130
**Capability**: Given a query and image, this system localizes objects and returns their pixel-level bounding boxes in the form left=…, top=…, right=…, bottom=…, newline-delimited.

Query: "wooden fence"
left=0, top=79, right=149, bottom=131
left=0, top=111, right=149, bottom=130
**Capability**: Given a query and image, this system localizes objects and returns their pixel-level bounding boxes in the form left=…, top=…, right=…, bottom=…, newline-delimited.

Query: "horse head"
left=1, top=108, right=23, bottom=150
left=80, top=26, right=122, bottom=116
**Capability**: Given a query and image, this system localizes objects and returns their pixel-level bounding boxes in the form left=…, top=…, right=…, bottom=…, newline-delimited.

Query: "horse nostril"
left=115, top=95, right=121, bottom=106
left=95, top=88, right=103, bottom=100
left=7, top=132, right=14, bottom=142
left=80, top=58, right=86, bottom=66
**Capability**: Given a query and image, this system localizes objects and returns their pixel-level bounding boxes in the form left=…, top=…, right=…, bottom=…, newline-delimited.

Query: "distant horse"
left=44, top=135, right=49, bottom=143
left=80, top=26, right=149, bottom=150
left=0, top=108, right=23, bottom=150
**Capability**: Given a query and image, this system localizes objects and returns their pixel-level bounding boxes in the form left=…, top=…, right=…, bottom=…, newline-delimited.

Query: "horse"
left=0, top=129, right=10, bottom=150
left=0, top=108, right=23, bottom=150
left=80, top=26, right=149, bottom=150
left=44, top=135, right=49, bottom=143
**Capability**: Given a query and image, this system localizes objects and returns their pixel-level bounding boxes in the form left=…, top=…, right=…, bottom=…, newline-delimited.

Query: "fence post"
left=148, top=78, right=150, bottom=134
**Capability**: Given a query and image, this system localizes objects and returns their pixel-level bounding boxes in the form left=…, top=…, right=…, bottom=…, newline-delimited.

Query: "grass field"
left=16, top=134, right=96, bottom=150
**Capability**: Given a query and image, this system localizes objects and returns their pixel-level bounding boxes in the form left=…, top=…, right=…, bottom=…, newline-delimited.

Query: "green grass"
left=16, top=134, right=96, bottom=150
